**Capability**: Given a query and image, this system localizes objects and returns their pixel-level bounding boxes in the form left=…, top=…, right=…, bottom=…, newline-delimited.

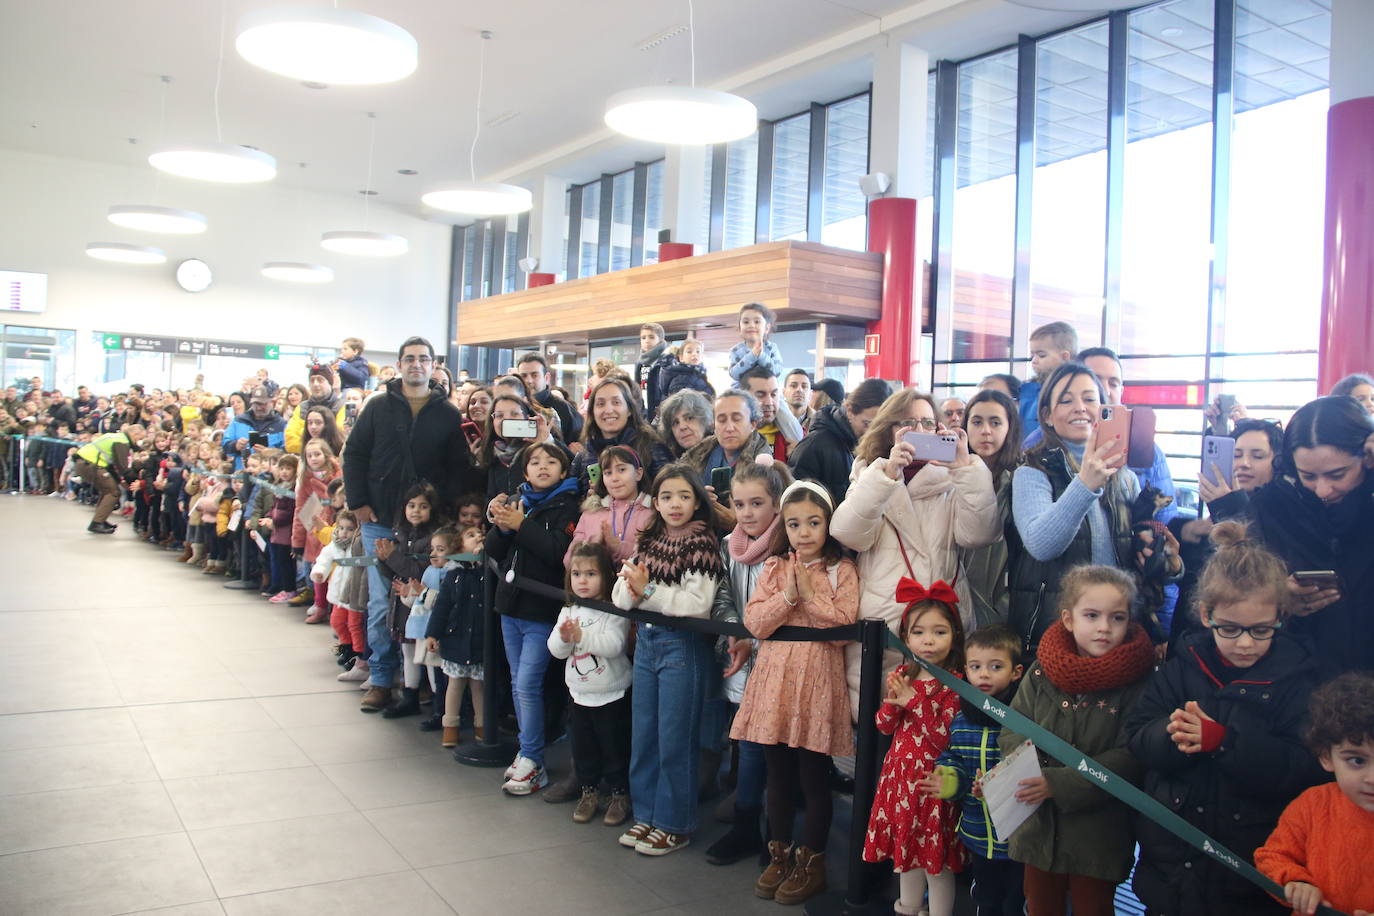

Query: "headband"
left=782, top=479, right=833, bottom=511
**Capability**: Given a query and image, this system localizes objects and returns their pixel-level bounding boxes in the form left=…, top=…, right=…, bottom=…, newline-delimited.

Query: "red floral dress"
left=863, top=671, right=964, bottom=874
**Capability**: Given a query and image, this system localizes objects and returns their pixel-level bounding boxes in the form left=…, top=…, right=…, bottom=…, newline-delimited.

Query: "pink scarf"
left=728, top=514, right=780, bottom=566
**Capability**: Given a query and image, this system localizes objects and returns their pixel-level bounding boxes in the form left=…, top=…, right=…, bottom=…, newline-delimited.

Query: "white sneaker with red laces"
left=501, top=756, right=547, bottom=796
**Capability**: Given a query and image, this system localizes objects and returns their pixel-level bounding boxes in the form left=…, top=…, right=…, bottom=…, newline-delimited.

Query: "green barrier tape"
left=7, top=433, right=80, bottom=447
left=881, top=630, right=1346, bottom=916
left=332, top=551, right=482, bottom=568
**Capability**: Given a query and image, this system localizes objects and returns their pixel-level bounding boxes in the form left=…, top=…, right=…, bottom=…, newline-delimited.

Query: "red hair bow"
left=896, top=576, right=959, bottom=607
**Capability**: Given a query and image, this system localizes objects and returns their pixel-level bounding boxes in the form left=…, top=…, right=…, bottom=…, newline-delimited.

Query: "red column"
left=864, top=197, right=919, bottom=384
left=527, top=272, right=556, bottom=288
left=1319, top=96, right=1374, bottom=392
left=659, top=242, right=694, bottom=262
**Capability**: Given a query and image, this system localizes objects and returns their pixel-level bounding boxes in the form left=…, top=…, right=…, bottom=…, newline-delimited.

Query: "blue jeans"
left=737, top=738, right=767, bottom=810
left=630, top=624, right=711, bottom=834
left=501, top=615, right=554, bottom=765
left=362, top=521, right=400, bottom=688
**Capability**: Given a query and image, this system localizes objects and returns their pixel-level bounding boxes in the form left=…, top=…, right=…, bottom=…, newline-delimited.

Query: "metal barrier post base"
left=453, top=735, right=517, bottom=768
left=803, top=890, right=890, bottom=916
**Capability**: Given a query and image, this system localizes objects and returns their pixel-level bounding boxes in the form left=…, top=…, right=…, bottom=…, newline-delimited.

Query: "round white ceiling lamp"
left=604, top=86, right=757, bottom=144
left=149, top=143, right=277, bottom=183
left=235, top=6, right=418, bottom=85
left=261, top=261, right=333, bottom=283
left=321, top=230, right=408, bottom=256
left=85, top=242, right=168, bottom=264
left=420, top=31, right=533, bottom=216
left=107, top=204, right=208, bottom=234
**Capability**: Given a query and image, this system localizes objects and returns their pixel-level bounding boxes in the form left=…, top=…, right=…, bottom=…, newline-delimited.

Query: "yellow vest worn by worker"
left=76, top=431, right=129, bottom=468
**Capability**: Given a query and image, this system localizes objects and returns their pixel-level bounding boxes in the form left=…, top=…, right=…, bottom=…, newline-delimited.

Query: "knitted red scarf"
left=1037, top=621, right=1155, bottom=695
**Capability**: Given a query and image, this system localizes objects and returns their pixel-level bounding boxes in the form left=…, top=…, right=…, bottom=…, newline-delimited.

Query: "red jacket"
left=291, top=463, right=339, bottom=561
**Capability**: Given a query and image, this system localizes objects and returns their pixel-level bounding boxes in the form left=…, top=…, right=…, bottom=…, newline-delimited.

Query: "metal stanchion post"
left=804, top=617, right=889, bottom=916
left=17, top=437, right=26, bottom=495
left=224, top=519, right=256, bottom=590
left=455, top=555, right=516, bottom=767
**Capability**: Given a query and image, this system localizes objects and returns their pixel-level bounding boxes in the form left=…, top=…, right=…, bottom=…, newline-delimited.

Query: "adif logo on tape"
left=1077, top=758, right=1109, bottom=785
left=1202, top=839, right=1243, bottom=870
left=981, top=697, right=1007, bottom=719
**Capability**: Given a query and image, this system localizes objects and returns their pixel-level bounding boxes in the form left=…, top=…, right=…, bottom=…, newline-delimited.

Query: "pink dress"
left=729, top=557, right=858, bottom=757
left=863, top=673, right=964, bottom=874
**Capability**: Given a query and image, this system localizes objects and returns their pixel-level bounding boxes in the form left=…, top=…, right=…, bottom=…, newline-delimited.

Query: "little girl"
left=293, top=438, right=341, bottom=624
left=401, top=525, right=458, bottom=730
left=310, top=509, right=371, bottom=682
left=727, top=302, right=785, bottom=384
left=425, top=524, right=487, bottom=747
left=865, top=585, right=967, bottom=916
left=1127, top=522, right=1322, bottom=916
left=548, top=541, right=633, bottom=826
left=262, top=454, right=299, bottom=600
left=374, top=481, right=439, bottom=719
left=193, top=464, right=228, bottom=572
left=654, top=339, right=715, bottom=416
left=612, top=463, right=724, bottom=856
left=732, top=479, right=859, bottom=905
left=566, top=445, right=652, bottom=567
left=998, top=565, right=1156, bottom=916
left=487, top=442, right=583, bottom=796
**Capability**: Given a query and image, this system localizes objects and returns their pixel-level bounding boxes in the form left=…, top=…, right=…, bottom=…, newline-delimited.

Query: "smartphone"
left=1127, top=405, right=1157, bottom=470
left=587, top=463, right=602, bottom=490
left=900, top=430, right=959, bottom=464
left=1201, top=435, right=1235, bottom=488
left=1211, top=394, right=1237, bottom=436
left=1292, top=570, right=1341, bottom=591
left=710, top=465, right=733, bottom=502
left=345, top=403, right=359, bottom=424
left=248, top=432, right=268, bottom=448
left=500, top=418, right=538, bottom=439
left=1096, top=406, right=1131, bottom=460
left=461, top=420, right=482, bottom=447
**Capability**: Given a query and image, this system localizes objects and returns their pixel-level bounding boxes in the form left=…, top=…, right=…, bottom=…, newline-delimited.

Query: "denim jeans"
left=362, top=521, right=400, bottom=688
left=630, top=624, right=712, bottom=835
left=501, top=615, right=554, bottom=765
left=736, top=738, right=767, bottom=810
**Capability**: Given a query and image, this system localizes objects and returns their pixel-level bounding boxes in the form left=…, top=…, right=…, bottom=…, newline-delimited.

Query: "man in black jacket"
left=517, top=353, right=582, bottom=446
left=344, top=336, right=475, bottom=713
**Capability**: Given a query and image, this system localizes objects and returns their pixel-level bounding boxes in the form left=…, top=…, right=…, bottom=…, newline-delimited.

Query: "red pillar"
left=527, top=272, right=555, bottom=288
left=864, top=197, right=919, bottom=384
left=659, top=242, right=695, bottom=262
left=1319, top=96, right=1374, bottom=392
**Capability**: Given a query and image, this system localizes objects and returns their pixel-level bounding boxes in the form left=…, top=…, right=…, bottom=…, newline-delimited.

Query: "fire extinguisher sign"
left=864, top=334, right=880, bottom=357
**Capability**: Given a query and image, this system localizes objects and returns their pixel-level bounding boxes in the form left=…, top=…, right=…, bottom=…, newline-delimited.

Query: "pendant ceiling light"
left=235, top=5, right=417, bottom=85
left=321, top=113, right=408, bottom=256
left=85, top=243, right=168, bottom=264
left=262, top=261, right=334, bottom=282
left=421, top=31, right=532, bottom=216
left=151, top=1, right=277, bottom=183
left=603, top=0, right=757, bottom=145
left=107, top=204, right=208, bottom=234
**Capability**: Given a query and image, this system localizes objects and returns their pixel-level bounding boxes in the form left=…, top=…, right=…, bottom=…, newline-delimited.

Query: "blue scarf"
left=519, top=477, right=579, bottom=512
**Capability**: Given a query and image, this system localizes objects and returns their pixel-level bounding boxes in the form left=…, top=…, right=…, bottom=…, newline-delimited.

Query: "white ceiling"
left=0, top=0, right=1101, bottom=218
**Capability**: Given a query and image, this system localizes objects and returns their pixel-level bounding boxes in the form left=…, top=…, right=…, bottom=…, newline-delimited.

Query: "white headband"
left=782, top=479, right=834, bottom=511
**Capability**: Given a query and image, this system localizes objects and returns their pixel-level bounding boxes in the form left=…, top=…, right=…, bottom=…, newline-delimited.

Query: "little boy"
left=635, top=322, right=668, bottom=410
left=1020, top=321, right=1078, bottom=440
left=925, top=625, right=1027, bottom=916
left=1255, top=672, right=1374, bottom=916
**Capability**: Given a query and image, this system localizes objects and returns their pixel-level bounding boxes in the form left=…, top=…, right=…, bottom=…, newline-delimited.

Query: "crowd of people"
left=5, top=307, right=1374, bottom=916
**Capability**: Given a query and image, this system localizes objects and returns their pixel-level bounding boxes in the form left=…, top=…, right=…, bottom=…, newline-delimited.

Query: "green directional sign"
left=265, top=345, right=280, bottom=360
left=101, top=333, right=120, bottom=350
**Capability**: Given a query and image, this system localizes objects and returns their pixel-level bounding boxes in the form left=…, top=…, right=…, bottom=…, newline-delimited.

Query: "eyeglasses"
left=1210, top=621, right=1281, bottom=640
left=899, top=418, right=939, bottom=431
left=399, top=355, right=434, bottom=366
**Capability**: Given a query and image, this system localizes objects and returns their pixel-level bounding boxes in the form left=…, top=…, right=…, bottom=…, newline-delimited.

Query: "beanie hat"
left=308, top=363, right=336, bottom=387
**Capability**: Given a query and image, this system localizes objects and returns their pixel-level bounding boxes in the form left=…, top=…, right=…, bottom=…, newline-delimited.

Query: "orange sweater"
left=1255, top=782, right=1374, bottom=915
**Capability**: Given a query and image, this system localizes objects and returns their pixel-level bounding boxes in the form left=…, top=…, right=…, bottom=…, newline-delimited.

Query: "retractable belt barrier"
left=882, top=631, right=1347, bottom=916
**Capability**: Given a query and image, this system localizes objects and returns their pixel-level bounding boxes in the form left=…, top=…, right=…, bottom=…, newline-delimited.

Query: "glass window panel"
left=610, top=170, right=634, bottom=271
left=821, top=94, right=870, bottom=250
left=918, top=73, right=936, bottom=332
left=644, top=160, right=664, bottom=264
left=723, top=134, right=758, bottom=250
left=461, top=226, right=477, bottom=301
left=580, top=181, right=601, bottom=277
left=480, top=220, right=495, bottom=297
left=770, top=112, right=811, bottom=240
left=1030, top=21, right=1110, bottom=350
left=503, top=217, right=519, bottom=294
left=562, top=188, right=571, bottom=279
left=950, top=50, right=1018, bottom=361
left=699, top=151, right=714, bottom=251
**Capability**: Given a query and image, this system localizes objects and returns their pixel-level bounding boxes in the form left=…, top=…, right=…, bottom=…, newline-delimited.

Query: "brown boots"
left=755, top=842, right=825, bottom=905
left=755, top=842, right=792, bottom=899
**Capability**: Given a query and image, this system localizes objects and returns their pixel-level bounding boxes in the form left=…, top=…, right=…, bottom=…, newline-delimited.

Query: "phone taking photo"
left=1201, top=435, right=1235, bottom=488
left=1096, top=406, right=1131, bottom=461
left=500, top=418, right=538, bottom=440
left=587, top=463, right=602, bottom=489
left=710, top=465, right=733, bottom=502
left=899, top=430, right=959, bottom=464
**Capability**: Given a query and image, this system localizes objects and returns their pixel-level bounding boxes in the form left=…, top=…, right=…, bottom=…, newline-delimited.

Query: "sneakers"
left=504, top=755, right=522, bottom=780
left=268, top=591, right=294, bottom=603
left=572, top=788, right=600, bottom=824
left=603, top=792, right=631, bottom=827
left=635, top=827, right=690, bottom=856
left=338, top=662, right=370, bottom=682
left=303, top=606, right=329, bottom=624
left=286, top=587, right=314, bottom=607
left=501, top=756, right=548, bottom=796
left=360, top=686, right=390, bottom=713
left=618, top=822, right=653, bottom=848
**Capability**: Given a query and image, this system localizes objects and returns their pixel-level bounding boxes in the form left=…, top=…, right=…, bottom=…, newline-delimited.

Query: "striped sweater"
left=933, top=697, right=1015, bottom=860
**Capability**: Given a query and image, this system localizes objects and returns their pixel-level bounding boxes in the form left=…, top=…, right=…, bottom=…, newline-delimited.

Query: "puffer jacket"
left=787, top=404, right=858, bottom=508
left=564, top=491, right=653, bottom=567
left=831, top=456, right=1000, bottom=718
left=1125, top=633, right=1324, bottom=916
left=486, top=486, right=582, bottom=624
left=425, top=562, right=485, bottom=666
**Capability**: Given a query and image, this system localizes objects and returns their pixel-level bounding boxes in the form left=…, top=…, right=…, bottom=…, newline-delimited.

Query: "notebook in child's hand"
left=979, top=739, right=1043, bottom=842
left=299, top=494, right=324, bottom=532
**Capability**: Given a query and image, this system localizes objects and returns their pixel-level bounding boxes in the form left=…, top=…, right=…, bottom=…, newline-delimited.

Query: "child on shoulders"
left=727, top=303, right=784, bottom=384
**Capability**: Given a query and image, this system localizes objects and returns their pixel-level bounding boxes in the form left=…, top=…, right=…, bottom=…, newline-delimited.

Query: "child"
left=548, top=541, right=633, bottom=826
left=193, top=463, right=228, bottom=572
left=486, top=442, right=583, bottom=794
left=566, top=445, right=652, bottom=567
left=456, top=492, right=486, bottom=531
left=310, top=509, right=372, bottom=682
left=864, top=583, right=967, bottom=916
left=425, top=525, right=487, bottom=746
left=731, top=480, right=858, bottom=905
left=1127, top=521, right=1322, bottom=916
left=1020, top=320, right=1077, bottom=440
left=612, top=463, right=725, bottom=856
left=998, top=565, right=1155, bottom=916
left=728, top=303, right=785, bottom=384
left=924, top=625, right=1027, bottom=916
left=651, top=339, right=714, bottom=418
left=292, top=438, right=341, bottom=624
left=401, top=525, right=459, bottom=729
left=261, top=454, right=299, bottom=600
left=635, top=322, right=668, bottom=410
left=704, top=456, right=794, bottom=867
left=1255, top=672, right=1374, bottom=916
left=373, top=481, right=440, bottom=718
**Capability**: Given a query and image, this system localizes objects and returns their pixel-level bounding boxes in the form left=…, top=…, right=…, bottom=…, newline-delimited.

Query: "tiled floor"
left=0, top=497, right=818, bottom=916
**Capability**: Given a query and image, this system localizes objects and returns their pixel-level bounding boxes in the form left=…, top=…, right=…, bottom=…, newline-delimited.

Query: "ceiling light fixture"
left=261, top=261, right=334, bottom=282
left=85, top=242, right=168, bottom=264
left=603, top=0, right=757, bottom=145
left=107, top=204, right=208, bottom=234
left=421, top=31, right=532, bottom=216
left=151, top=1, right=277, bottom=182
left=321, top=112, right=408, bottom=257
left=235, top=5, right=417, bottom=85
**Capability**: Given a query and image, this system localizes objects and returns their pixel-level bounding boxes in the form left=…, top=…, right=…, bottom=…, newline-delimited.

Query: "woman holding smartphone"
left=831, top=387, right=999, bottom=717
left=570, top=376, right=672, bottom=492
